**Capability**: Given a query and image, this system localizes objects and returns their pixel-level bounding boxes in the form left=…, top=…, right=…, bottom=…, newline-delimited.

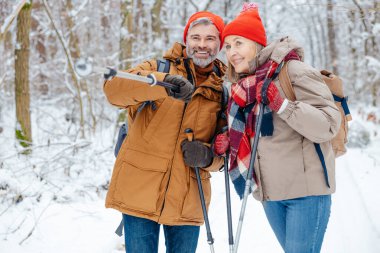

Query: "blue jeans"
left=262, top=195, right=331, bottom=253
left=123, top=213, right=200, bottom=253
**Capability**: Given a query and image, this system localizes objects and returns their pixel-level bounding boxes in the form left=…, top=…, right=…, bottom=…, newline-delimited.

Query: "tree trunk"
left=15, top=2, right=32, bottom=149
left=348, top=10, right=358, bottom=94
left=161, top=3, right=170, bottom=47
left=65, top=0, right=96, bottom=132
left=31, top=1, right=48, bottom=95
left=152, top=0, right=163, bottom=41
left=135, top=0, right=148, bottom=54
left=119, top=0, right=134, bottom=70
left=317, top=14, right=328, bottom=69
left=371, top=1, right=379, bottom=106
left=352, top=0, right=379, bottom=106
left=327, top=0, right=338, bottom=74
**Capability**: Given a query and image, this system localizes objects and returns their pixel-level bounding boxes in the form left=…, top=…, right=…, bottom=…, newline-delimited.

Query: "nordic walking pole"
left=232, top=102, right=265, bottom=253
left=185, top=128, right=215, bottom=253
left=218, top=126, right=234, bottom=253
left=224, top=150, right=234, bottom=253
left=233, top=63, right=283, bottom=253
left=74, top=60, right=179, bottom=92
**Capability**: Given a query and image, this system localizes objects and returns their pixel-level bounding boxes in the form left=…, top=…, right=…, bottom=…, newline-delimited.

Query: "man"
left=103, top=11, right=226, bottom=253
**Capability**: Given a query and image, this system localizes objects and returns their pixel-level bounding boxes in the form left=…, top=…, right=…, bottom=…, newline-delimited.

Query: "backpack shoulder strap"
left=221, top=85, right=229, bottom=119
left=278, top=61, right=296, bottom=102
left=157, top=59, right=171, bottom=73
left=212, top=64, right=222, bottom=78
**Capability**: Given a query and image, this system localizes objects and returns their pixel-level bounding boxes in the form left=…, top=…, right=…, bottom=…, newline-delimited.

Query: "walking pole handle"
left=185, top=128, right=194, bottom=141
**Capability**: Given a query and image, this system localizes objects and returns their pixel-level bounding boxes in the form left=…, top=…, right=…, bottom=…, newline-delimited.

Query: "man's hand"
left=181, top=139, right=213, bottom=168
left=164, top=75, right=194, bottom=103
left=104, top=67, right=117, bottom=80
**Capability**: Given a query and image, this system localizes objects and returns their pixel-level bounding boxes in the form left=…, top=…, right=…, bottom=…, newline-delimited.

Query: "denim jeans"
left=262, top=195, right=331, bottom=253
left=123, top=213, right=200, bottom=253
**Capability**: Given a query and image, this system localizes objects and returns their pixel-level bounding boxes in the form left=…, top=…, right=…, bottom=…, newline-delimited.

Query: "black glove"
left=104, top=67, right=117, bottom=80
left=181, top=140, right=213, bottom=168
left=164, top=75, right=194, bottom=103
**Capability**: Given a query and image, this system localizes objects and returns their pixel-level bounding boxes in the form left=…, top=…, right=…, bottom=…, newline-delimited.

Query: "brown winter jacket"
left=103, top=42, right=227, bottom=225
left=249, top=37, right=341, bottom=201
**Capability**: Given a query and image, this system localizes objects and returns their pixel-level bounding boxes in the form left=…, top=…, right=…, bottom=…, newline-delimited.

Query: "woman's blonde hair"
left=226, top=42, right=263, bottom=83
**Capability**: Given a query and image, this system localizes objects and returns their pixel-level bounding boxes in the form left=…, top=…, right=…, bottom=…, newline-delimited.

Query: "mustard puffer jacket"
left=104, top=42, right=227, bottom=225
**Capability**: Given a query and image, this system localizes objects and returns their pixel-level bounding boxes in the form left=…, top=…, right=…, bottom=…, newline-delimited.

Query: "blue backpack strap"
left=157, top=59, right=171, bottom=73
left=212, top=64, right=222, bottom=78
left=333, top=94, right=351, bottom=117
left=314, top=143, right=330, bottom=188
left=136, top=60, right=170, bottom=115
left=114, top=122, right=128, bottom=157
left=115, top=215, right=124, bottom=237
left=220, top=85, right=229, bottom=120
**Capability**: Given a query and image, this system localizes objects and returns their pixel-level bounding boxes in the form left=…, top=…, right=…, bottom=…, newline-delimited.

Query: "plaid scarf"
left=227, top=50, right=300, bottom=199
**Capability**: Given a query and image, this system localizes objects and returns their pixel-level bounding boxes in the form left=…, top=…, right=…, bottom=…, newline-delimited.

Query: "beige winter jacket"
left=251, top=37, right=341, bottom=201
left=103, top=42, right=227, bottom=225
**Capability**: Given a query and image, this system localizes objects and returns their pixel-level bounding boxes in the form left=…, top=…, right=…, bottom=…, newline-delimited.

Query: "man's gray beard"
left=191, top=55, right=217, bottom=68
left=186, top=45, right=219, bottom=68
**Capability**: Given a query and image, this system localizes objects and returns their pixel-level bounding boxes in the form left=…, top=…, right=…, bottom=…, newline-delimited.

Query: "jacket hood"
left=250, top=36, right=305, bottom=73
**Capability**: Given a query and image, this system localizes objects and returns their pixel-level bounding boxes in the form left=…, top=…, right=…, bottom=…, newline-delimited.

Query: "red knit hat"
left=222, top=3, right=267, bottom=46
left=183, top=11, right=225, bottom=48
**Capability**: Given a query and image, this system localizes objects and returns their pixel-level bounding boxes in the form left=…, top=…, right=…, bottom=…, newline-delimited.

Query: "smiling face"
left=224, top=35, right=257, bottom=74
left=186, top=23, right=220, bottom=68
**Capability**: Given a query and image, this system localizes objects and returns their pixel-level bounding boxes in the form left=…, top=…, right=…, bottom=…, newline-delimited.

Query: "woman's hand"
left=256, top=81, right=285, bottom=112
left=213, top=132, right=230, bottom=156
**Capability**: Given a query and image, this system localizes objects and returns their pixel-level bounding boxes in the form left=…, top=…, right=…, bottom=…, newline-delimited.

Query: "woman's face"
left=224, top=35, right=257, bottom=74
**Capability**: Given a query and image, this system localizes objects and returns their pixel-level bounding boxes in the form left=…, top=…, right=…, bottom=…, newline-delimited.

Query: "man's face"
left=186, top=23, right=220, bottom=68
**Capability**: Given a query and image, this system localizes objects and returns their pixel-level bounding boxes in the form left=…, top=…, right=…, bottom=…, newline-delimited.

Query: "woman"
left=214, top=3, right=341, bottom=253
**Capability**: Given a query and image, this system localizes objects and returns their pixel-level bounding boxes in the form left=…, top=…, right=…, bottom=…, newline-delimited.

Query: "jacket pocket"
left=181, top=169, right=211, bottom=221
left=114, top=149, right=169, bottom=214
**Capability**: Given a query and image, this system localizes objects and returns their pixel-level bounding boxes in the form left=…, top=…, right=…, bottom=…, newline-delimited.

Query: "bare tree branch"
left=204, top=0, right=214, bottom=11
left=19, top=201, right=52, bottom=245
left=188, top=0, right=199, bottom=12
left=42, top=0, right=85, bottom=137
left=0, top=0, right=27, bottom=40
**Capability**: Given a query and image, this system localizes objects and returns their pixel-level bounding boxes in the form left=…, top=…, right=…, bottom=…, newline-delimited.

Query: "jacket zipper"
left=256, top=150, right=267, bottom=200
left=159, top=99, right=190, bottom=217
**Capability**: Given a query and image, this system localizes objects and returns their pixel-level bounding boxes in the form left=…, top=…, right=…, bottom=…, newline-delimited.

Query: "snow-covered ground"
left=1, top=107, right=379, bottom=253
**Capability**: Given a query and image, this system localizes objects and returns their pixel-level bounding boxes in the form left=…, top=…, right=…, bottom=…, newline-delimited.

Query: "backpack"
left=278, top=61, right=352, bottom=188
left=278, top=61, right=352, bottom=158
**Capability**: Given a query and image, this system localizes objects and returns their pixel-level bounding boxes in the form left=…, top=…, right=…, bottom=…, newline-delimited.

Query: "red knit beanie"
left=222, top=3, right=267, bottom=46
left=183, top=11, right=225, bottom=49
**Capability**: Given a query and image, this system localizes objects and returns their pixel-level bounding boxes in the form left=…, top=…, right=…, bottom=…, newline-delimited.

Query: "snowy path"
left=1, top=147, right=379, bottom=253
left=322, top=148, right=380, bottom=253
left=197, top=148, right=380, bottom=253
